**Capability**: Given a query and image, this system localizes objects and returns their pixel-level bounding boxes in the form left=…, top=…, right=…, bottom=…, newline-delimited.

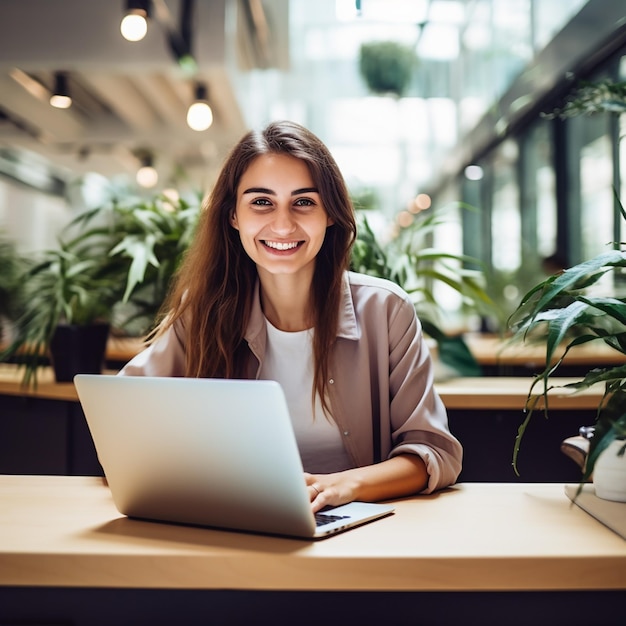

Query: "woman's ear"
left=326, top=216, right=335, bottom=227
left=230, top=212, right=239, bottom=230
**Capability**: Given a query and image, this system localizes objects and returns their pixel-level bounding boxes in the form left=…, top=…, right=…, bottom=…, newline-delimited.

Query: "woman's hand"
left=304, top=471, right=358, bottom=513
left=304, top=454, right=428, bottom=513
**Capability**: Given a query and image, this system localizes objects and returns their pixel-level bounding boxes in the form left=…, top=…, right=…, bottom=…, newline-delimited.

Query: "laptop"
left=73, top=374, right=394, bottom=539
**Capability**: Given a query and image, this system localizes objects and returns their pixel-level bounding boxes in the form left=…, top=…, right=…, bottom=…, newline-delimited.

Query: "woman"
left=120, top=120, right=462, bottom=512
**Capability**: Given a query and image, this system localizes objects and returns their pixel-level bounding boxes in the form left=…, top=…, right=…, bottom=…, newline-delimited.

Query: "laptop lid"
left=73, top=374, right=394, bottom=539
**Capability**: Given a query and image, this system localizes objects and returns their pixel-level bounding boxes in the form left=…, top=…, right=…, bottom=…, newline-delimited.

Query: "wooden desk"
left=0, top=363, right=81, bottom=401
left=2, top=475, right=624, bottom=591
left=0, top=364, right=606, bottom=410
left=464, top=333, right=624, bottom=374
left=105, top=335, right=145, bottom=363
left=0, top=366, right=602, bottom=481
left=435, top=375, right=605, bottom=410
left=6, top=334, right=623, bottom=376
left=0, top=476, right=623, bottom=625
left=106, top=335, right=626, bottom=369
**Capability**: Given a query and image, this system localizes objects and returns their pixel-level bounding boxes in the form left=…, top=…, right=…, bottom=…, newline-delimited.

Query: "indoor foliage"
left=508, top=203, right=626, bottom=488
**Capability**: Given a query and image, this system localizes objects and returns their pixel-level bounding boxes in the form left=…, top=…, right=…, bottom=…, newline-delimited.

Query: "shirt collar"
left=244, top=271, right=361, bottom=346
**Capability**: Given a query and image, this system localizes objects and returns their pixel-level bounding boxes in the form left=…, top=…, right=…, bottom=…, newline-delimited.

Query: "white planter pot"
left=593, top=439, right=626, bottom=502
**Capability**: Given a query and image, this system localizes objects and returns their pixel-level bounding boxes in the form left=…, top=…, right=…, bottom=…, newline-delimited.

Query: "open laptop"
left=73, top=374, right=394, bottom=539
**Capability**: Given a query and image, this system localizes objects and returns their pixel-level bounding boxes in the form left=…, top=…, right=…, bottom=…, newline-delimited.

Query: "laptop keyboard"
left=315, top=512, right=351, bottom=527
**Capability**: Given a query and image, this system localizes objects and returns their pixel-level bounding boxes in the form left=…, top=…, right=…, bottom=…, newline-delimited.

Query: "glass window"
left=532, top=0, right=588, bottom=51
left=432, top=182, right=465, bottom=324
left=580, top=133, right=613, bottom=260
left=491, top=140, right=521, bottom=273
left=523, top=120, right=556, bottom=260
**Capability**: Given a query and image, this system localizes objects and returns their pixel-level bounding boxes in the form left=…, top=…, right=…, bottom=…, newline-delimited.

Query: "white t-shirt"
left=258, top=320, right=353, bottom=473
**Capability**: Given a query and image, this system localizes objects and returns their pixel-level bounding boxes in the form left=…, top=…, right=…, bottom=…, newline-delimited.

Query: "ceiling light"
left=49, top=72, right=72, bottom=109
left=121, top=0, right=151, bottom=42
left=186, top=82, right=213, bottom=131
left=136, top=154, right=158, bottom=188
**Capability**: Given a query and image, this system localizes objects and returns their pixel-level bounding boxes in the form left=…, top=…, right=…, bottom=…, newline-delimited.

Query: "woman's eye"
left=251, top=198, right=272, bottom=206
left=294, top=198, right=315, bottom=207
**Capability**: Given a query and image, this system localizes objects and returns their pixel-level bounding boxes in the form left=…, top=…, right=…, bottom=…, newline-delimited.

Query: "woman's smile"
left=262, top=239, right=304, bottom=252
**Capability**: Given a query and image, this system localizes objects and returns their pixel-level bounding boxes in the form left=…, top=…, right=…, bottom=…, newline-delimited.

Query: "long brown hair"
left=153, top=120, right=357, bottom=407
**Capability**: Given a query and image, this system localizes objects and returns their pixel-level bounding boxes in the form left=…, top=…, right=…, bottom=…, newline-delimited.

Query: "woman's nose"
left=271, top=207, right=296, bottom=234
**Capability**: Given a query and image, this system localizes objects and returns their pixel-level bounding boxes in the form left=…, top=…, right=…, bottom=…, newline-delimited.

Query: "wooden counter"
left=0, top=364, right=606, bottom=410
left=105, top=335, right=145, bottom=363
left=0, top=363, right=83, bottom=401
left=104, top=335, right=626, bottom=369
left=434, top=375, right=605, bottom=410
left=464, top=333, right=624, bottom=368
left=1, top=475, right=624, bottom=592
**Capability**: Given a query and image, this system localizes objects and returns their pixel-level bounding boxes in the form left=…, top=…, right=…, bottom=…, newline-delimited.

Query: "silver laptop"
left=74, top=374, right=394, bottom=539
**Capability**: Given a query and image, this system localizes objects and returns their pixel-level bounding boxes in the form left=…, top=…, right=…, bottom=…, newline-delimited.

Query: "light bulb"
left=49, top=72, right=72, bottom=109
left=136, top=164, right=158, bottom=188
left=121, top=13, right=148, bottom=42
left=187, top=101, right=213, bottom=131
left=50, top=94, right=72, bottom=109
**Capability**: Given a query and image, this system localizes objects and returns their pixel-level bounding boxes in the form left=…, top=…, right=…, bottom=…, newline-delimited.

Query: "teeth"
left=265, top=241, right=299, bottom=250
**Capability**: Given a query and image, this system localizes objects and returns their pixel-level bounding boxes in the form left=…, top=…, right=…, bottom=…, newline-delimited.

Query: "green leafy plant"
left=359, top=41, right=417, bottom=97
left=0, top=235, right=30, bottom=342
left=508, top=204, right=626, bottom=488
left=1, top=189, right=201, bottom=386
left=542, top=79, right=626, bottom=119
left=1, top=243, right=124, bottom=386
left=67, top=190, right=201, bottom=334
left=351, top=206, right=495, bottom=375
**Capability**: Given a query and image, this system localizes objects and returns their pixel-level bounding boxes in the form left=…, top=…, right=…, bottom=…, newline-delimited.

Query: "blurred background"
left=0, top=0, right=625, bottom=333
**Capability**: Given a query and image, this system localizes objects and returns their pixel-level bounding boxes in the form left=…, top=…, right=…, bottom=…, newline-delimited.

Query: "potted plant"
left=1, top=241, right=123, bottom=386
left=351, top=205, right=496, bottom=376
left=358, top=40, right=417, bottom=97
left=508, top=207, right=626, bottom=501
left=542, top=78, right=626, bottom=119
left=1, top=188, right=201, bottom=387
left=66, top=189, right=201, bottom=336
left=508, top=78, right=626, bottom=502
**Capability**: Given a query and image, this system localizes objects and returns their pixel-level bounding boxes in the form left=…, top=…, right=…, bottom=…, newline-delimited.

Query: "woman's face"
left=231, top=153, right=333, bottom=280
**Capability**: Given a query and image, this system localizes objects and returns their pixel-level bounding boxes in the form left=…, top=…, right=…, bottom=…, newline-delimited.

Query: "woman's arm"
left=304, top=454, right=428, bottom=512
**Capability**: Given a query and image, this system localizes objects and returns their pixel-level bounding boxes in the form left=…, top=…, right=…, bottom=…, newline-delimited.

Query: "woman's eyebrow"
left=242, top=187, right=274, bottom=195
left=241, top=187, right=319, bottom=195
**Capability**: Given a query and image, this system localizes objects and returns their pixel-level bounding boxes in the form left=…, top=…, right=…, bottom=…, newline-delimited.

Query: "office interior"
left=0, top=0, right=623, bottom=472
left=0, top=0, right=625, bottom=333
left=0, top=4, right=625, bottom=624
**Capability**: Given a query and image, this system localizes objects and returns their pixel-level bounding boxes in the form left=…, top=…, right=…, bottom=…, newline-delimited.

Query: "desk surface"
left=464, top=333, right=624, bottom=367
left=4, top=333, right=623, bottom=371
left=1, top=475, right=624, bottom=592
left=0, top=364, right=605, bottom=410
left=434, top=375, right=605, bottom=409
left=110, top=334, right=626, bottom=368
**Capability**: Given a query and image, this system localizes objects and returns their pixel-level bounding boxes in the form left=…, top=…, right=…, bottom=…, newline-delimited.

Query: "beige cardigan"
left=119, top=272, right=463, bottom=493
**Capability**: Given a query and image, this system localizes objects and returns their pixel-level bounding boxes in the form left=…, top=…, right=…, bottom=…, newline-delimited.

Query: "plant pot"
left=49, top=323, right=110, bottom=382
left=593, top=439, right=626, bottom=502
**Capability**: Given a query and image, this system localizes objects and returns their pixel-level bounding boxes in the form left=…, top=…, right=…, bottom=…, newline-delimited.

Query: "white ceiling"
left=0, top=0, right=288, bottom=191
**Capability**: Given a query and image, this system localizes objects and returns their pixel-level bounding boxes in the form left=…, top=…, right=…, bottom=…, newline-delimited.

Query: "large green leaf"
left=532, top=250, right=626, bottom=314
left=508, top=210, right=626, bottom=482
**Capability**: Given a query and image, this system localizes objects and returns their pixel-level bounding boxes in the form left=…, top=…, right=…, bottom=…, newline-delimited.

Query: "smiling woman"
left=231, top=153, right=334, bottom=314
left=117, top=120, right=463, bottom=515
